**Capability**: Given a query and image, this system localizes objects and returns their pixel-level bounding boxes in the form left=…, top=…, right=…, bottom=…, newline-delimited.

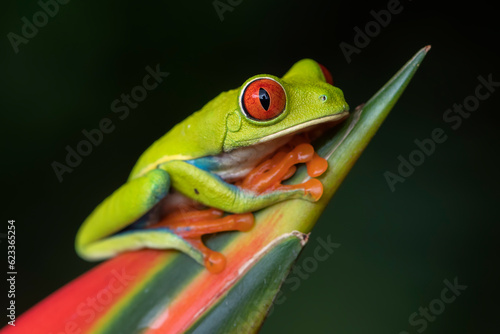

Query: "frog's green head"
left=128, top=59, right=349, bottom=180
left=222, top=59, right=349, bottom=151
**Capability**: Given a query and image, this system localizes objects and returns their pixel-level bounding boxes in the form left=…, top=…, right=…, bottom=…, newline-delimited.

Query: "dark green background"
left=2, top=0, right=498, bottom=333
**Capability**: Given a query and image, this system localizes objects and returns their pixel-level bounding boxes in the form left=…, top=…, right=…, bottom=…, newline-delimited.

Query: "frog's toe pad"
left=274, top=178, right=324, bottom=201
left=233, top=213, right=254, bottom=232
left=204, top=251, right=227, bottom=274
left=307, top=153, right=328, bottom=178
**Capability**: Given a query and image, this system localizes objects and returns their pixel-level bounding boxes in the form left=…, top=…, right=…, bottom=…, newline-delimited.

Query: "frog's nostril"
left=319, top=94, right=328, bottom=102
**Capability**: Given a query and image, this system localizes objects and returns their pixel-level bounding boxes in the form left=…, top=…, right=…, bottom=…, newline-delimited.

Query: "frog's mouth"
left=253, top=111, right=349, bottom=145
left=213, top=110, right=349, bottom=182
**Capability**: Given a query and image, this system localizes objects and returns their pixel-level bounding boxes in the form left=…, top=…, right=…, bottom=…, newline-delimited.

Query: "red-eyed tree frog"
left=75, top=59, right=349, bottom=273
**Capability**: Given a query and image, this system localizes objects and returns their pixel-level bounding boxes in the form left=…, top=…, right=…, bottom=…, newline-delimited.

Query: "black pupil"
left=259, top=88, right=270, bottom=111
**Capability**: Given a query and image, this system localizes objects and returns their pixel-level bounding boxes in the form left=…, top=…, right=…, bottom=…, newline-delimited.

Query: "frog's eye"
left=241, top=78, right=286, bottom=121
left=318, top=63, right=334, bottom=85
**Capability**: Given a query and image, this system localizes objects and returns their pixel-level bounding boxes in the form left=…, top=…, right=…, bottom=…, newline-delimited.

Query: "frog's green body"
left=76, top=59, right=349, bottom=268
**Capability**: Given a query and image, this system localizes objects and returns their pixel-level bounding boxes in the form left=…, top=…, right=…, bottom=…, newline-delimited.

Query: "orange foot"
left=237, top=140, right=328, bottom=199
left=150, top=208, right=254, bottom=273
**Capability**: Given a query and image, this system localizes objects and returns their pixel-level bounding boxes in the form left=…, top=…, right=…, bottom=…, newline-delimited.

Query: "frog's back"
left=128, top=90, right=236, bottom=180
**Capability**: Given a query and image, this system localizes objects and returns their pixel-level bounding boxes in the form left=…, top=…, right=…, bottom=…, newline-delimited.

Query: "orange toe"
left=293, top=143, right=315, bottom=163
left=303, top=178, right=324, bottom=201
left=204, top=250, right=227, bottom=274
left=307, top=153, right=328, bottom=178
left=234, top=213, right=255, bottom=232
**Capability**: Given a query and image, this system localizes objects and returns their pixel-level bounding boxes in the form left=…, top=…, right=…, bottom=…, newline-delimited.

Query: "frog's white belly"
left=209, top=136, right=290, bottom=182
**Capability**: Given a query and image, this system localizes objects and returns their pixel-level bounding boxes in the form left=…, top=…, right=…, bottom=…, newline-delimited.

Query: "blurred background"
left=1, top=0, right=498, bottom=333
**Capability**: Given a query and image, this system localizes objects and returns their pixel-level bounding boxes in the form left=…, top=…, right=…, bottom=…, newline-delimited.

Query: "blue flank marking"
left=115, top=226, right=175, bottom=236
left=185, top=156, right=237, bottom=188
left=118, top=224, right=193, bottom=237
left=151, top=186, right=168, bottom=204
left=146, top=169, right=170, bottom=207
left=184, top=156, right=218, bottom=172
left=187, top=157, right=243, bottom=195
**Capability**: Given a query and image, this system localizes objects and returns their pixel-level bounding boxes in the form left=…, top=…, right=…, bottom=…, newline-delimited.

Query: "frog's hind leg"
left=75, top=169, right=171, bottom=261
left=150, top=208, right=254, bottom=273
left=76, top=165, right=253, bottom=274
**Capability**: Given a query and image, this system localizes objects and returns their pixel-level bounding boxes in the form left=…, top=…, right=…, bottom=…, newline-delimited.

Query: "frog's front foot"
left=150, top=208, right=254, bottom=273
left=237, top=140, right=328, bottom=200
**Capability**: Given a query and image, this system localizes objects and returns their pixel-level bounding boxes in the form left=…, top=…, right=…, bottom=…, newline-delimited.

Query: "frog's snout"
left=316, top=85, right=349, bottom=112
left=316, top=86, right=348, bottom=112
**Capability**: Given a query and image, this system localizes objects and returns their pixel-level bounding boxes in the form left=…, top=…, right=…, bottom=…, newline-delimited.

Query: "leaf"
left=1, top=46, right=430, bottom=334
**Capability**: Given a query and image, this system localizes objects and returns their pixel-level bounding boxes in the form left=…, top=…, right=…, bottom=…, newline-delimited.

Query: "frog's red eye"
left=318, top=63, right=334, bottom=85
left=241, top=78, right=286, bottom=121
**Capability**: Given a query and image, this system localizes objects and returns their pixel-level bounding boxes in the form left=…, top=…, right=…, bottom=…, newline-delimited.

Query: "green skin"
left=76, top=59, right=349, bottom=262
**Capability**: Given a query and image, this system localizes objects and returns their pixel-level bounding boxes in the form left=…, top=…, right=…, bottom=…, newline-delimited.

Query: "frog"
left=75, top=59, right=349, bottom=273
